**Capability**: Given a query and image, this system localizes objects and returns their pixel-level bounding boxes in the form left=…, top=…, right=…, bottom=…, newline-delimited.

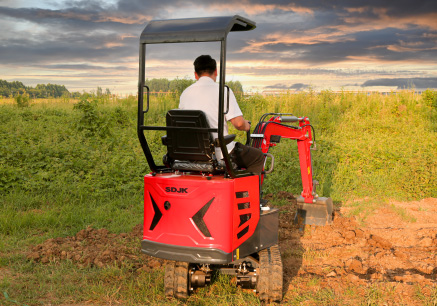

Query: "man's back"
left=179, top=76, right=242, bottom=158
left=178, top=54, right=264, bottom=174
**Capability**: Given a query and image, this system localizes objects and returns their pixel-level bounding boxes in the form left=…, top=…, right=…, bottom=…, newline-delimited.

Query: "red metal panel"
left=143, top=173, right=236, bottom=253
left=297, top=137, right=314, bottom=202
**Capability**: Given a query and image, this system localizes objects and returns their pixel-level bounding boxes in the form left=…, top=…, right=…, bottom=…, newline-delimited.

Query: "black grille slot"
left=239, top=213, right=251, bottom=227
left=149, top=194, right=162, bottom=231
left=237, top=226, right=249, bottom=239
left=236, top=191, right=249, bottom=198
left=238, top=202, right=250, bottom=210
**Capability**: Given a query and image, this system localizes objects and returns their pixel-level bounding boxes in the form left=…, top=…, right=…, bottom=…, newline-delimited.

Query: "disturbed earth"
left=28, top=194, right=437, bottom=304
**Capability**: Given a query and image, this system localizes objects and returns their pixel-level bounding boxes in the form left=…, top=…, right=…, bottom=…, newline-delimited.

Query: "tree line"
left=0, top=80, right=71, bottom=98
left=145, top=78, right=244, bottom=96
left=1, top=78, right=244, bottom=99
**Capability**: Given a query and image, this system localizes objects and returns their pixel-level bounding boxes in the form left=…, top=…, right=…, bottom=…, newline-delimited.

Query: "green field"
left=0, top=90, right=436, bottom=305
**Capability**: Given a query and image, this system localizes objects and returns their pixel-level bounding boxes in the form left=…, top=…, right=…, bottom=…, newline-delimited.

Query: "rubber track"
left=257, top=245, right=283, bottom=303
left=269, top=245, right=283, bottom=302
left=164, top=261, right=189, bottom=299
left=174, top=261, right=189, bottom=299
left=164, top=261, right=175, bottom=298
left=257, top=248, right=270, bottom=302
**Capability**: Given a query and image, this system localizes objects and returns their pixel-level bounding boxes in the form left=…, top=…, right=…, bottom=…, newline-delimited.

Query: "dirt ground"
left=274, top=193, right=437, bottom=305
left=27, top=195, right=437, bottom=304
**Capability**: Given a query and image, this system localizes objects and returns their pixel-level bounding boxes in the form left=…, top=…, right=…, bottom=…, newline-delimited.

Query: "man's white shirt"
left=179, top=76, right=243, bottom=160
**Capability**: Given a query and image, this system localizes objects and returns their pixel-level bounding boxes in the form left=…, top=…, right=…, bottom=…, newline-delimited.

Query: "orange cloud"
left=207, top=2, right=314, bottom=15
left=95, top=14, right=150, bottom=24
left=239, top=30, right=355, bottom=54
left=344, top=7, right=368, bottom=14
left=387, top=44, right=437, bottom=52
left=344, top=54, right=434, bottom=65
left=340, top=9, right=437, bottom=31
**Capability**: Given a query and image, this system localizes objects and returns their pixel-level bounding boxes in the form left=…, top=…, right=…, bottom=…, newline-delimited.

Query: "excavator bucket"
left=294, top=196, right=333, bottom=227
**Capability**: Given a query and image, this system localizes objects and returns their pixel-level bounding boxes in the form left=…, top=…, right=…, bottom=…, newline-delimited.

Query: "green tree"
left=169, top=77, right=195, bottom=94
left=226, top=80, right=243, bottom=98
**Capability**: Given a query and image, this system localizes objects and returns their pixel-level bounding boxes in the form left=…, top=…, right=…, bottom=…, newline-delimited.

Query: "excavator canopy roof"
left=140, top=15, right=256, bottom=44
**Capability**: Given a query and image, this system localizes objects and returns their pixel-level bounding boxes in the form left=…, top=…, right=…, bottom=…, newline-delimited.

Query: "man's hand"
left=230, top=116, right=250, bottom=131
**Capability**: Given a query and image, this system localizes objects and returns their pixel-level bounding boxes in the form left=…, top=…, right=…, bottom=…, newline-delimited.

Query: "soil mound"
left=299, top=212, right=436, bottom=283
left=277, top=194, right=436, bottom=289
left=27, top=224, right=163, bottom=271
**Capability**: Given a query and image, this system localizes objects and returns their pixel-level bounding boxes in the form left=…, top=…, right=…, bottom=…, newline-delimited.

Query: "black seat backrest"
left=165, top=109, right=214, bottom=162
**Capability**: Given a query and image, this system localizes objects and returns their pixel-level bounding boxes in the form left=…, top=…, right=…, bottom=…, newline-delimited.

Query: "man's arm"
left=230, top=116, right=250, bottom=131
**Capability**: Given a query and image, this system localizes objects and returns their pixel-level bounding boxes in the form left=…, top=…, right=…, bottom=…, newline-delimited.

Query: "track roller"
left=189, top=264, right=212, bottom=292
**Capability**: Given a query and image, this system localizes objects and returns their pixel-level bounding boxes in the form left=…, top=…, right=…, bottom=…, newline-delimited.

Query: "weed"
left=344, top=198, right=384, bottom=223
left=364, top=283, right=383, bottom=305
left=414, top=284, right=437, bottom=306
left=307, top=276, right=321, bottom=287
left=286, top=277, right=338, bottom=305
left=303, top=248, right=329, bottom=262
left=388, top=203, right=417, bottom=223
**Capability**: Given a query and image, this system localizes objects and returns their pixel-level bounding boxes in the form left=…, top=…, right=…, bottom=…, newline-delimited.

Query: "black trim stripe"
left=192, top=197, right=214, bottom=237
left=149, top=193, right=162, bottom=231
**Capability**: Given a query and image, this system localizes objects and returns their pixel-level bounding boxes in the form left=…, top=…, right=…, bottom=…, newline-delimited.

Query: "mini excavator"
left=137, top=15, right=333, bottom=303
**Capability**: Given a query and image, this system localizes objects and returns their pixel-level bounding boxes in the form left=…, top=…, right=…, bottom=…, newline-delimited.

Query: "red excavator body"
left=137, top=15, right=333, bottom=303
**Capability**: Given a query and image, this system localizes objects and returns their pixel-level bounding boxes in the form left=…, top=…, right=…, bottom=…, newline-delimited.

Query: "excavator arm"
left=250, top=113, right=332, bottom=225
left=251, top=114, right=316, bottom=203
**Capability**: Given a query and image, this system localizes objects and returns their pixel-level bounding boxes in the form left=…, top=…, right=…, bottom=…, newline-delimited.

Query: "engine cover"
left=142, top=173, right=260, bottom=263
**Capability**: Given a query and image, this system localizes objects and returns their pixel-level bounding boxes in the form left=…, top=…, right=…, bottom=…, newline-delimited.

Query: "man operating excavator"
left=179, top=55, right=265, bottom=174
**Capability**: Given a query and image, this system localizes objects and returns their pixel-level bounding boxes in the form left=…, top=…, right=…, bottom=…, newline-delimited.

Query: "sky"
left=0, top=0, right=436, bottom=94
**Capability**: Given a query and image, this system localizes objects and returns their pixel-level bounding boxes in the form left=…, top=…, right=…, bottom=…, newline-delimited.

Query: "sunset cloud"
left=0, top=0, right=436, bottom=93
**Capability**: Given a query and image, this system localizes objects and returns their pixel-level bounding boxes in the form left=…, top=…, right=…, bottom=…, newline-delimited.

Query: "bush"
left=14, top=94, right=30, bottom=107
left=73, top=97, right=110, bottom=138
left=422, top=89, right=437, bottom=108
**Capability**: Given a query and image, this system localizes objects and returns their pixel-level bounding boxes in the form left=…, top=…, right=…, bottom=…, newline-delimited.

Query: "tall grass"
left=239, top=90, right=436, bottom=200
left=1, top=91, right=435, bottom=216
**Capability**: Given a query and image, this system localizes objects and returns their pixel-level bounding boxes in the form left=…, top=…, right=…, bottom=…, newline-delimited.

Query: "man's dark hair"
left=194, top=55, right=217, bottom=76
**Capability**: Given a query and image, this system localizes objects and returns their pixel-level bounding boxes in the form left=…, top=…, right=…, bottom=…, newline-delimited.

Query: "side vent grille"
left=236, top=190, right=251, bottom=240
left=149, top=194, right=162, bottom=231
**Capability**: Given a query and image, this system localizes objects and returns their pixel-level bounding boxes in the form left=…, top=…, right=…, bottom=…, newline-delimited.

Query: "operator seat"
left=161, top=109, right=235, bottom=173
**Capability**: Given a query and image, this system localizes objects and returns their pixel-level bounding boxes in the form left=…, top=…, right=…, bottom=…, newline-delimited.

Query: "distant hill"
left=0, top=80, right=70, bottom=98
